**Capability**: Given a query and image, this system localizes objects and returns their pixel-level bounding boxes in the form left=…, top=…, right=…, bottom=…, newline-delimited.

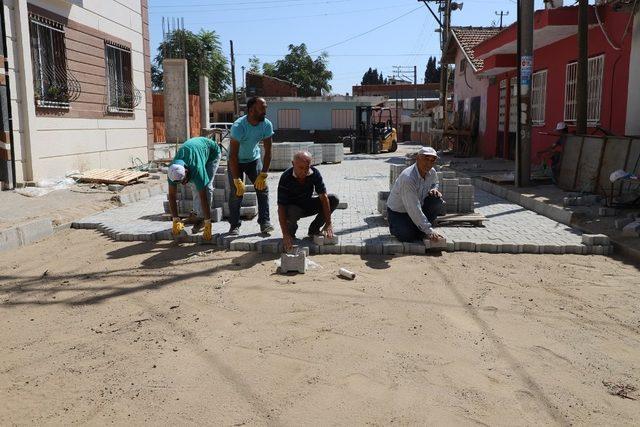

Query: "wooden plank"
left=78, top=169, right=148, bottom=185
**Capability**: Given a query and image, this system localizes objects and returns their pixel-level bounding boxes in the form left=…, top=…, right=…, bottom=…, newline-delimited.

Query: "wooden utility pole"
left=230, top=40, right=238, bottom=117
left=576, top=0, right=588, bottom=135
left=495, top=10, right=509, bottom=29
left=414, top=65, right=418, bottom=111
left=440, top=1, right=451, bottom=129
left=516, top=0, right=533, bottom=187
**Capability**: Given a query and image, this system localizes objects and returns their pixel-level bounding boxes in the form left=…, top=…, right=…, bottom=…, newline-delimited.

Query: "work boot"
left=228, top=225, right=240, bottom=236
left=191, top=219, right=204, bottom=235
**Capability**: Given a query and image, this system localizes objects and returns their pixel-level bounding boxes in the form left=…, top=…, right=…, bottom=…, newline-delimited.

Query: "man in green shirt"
left=167, top=136, right=221, bottom=241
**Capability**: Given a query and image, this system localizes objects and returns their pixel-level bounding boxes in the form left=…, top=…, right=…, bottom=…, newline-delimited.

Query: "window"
left=277, top=109, right=300, bottom=129
left=29, top=16, right=74, bottom=108
left=498, top=79, right=507, bottom=131
left=459, top=58, right=467, bottom=74
left=564, top=55, right=604, bottom=124
left=105, top=43, right=137, bottom=113
left=509, top=77, right=517, bottom=132
left=331, top=109, right=354, bottom=129
left=531, top=70, right=547, bottom=125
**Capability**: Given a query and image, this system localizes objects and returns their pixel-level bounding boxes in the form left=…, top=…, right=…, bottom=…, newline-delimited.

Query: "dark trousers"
left=387, top=194, right=444, bottom=242
left=227, top=159, right=270, bottom=228
left=285, top=194, right=339, bottom=237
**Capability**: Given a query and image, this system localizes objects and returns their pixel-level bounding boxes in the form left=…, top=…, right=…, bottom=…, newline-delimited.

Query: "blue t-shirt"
left=167, top=137, right=220, bottom=191
left=230, top=115, right=274, bottom=163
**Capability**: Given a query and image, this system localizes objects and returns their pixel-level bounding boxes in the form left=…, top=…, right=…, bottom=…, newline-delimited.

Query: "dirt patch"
left=1, top=230, right=639, bottom=424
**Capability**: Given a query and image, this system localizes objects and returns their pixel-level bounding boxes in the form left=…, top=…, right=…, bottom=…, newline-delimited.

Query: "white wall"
left=452, top=49, right=489, bottom=135
left=7, top=0, right=149, bottom=181
left=626, top=13, right=640, bottom=136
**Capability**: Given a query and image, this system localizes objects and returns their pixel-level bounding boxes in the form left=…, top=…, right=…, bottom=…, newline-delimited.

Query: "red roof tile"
left=450, top=27, right=501, bottom=70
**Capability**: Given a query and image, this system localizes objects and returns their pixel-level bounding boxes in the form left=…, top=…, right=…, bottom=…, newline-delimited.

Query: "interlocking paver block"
left=280, top=251, right=306, bottom=273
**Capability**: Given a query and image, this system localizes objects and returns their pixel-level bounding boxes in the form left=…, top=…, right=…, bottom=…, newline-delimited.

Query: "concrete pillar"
left=199, top=75, right=209, bottom=130
left=163, top=59, right=189, bottom=143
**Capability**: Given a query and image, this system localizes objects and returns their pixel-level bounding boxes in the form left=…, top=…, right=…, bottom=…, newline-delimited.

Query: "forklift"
left=350, top=106, right=398, bottom=154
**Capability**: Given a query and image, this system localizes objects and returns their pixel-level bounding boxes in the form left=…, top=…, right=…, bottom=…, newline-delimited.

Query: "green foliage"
left=361, top=67, right=385, bottom=85
left=262, top=43, right=333, bottom=97
left=248, top=56, right=261, bottom=74
left=424, top=56, right=441, bottom=84
left=152, top=29, right=231, bottom=100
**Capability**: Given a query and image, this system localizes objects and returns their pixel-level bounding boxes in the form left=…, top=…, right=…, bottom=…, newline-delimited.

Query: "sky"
left=148, top=0, right=554, bottom=95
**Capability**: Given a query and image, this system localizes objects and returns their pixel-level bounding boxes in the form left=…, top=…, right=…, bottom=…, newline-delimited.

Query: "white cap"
left=417, top=146, right=439, bottom=158
left=168, top=163, right=186, bottom=182
left=555, top=121, right=568, bottom=131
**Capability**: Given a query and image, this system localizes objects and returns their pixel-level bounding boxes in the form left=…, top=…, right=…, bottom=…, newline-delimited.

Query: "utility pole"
left=576, top=0, right=588, bottom=135
left=230, top=40, right=238, bottom=118
left=495, top=10, right=509, bottom=29
left=414, top=65, right=418, bottom=111
left=516, top=0, right=533, bottom=187
left=440, top=0, right=451, bottom=127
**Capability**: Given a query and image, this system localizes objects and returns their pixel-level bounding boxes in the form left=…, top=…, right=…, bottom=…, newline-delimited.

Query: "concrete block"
left=319, top=244, right=342, bottom=254
left=477, top=243, right=499, bottom=253
left=581, top=234, right=610, bottom=246
left=424, top=237, right=447, bottom=251
left=542, top=245, right=564, bottom=255
left=454, top=241, right=476, bottom=252
left=622, top=221, right=640, bottom=237
left=364, top=242, right=383, bottom=255
left=240, top=206, right=258, bottom=219
left=545, top=206, right=574, bottom=226
left=241, top=192, right=257, bottom=207
left=344, top=244, right=363, bottom=254
left=382, top=242, right=404, bottom=255
left=378, top=191, right=390, bottom=201
left=377, top=199, right=387, bottom=215
left=337, top=202, right=348, bottom=209
left=403, top=242, right=425, bottom=255
left=16, top=218, right=54, bottom=247
left=500, top=243, right=519, bottom=253
left=280, top=250, right=306, bottom=273
left=522, top=244, right=539, bottom=254
left=108, top=184, right=124, bottom=192
left=258, top=240, right=281, bottom=254
left=458, top=178, right=472, bottom=185
left=230, top=240, right=255, bottom=252
left=565, top=245, right=585, bottom=254
left=506, top=190, right=521, bottom=204
left=211, top=207, right=223, bottom=222
left=314, top=235, right=338, bottom=245
left=442, top=171, right=456, bottom=179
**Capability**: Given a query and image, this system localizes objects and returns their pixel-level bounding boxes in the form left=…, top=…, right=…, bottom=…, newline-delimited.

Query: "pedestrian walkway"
left=73, top=154, right=606, bottom=255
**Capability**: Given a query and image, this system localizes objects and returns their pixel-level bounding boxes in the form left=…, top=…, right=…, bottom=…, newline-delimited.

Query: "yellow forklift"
left=351, top=106, right=398, bottom=154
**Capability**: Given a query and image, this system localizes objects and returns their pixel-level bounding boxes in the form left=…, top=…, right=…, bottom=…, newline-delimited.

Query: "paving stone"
left=337, top=202, right=348, bottom=209
left=382, top=242, right=404, bottom=255
left=521, top=244, right=539, bottom=254
left=424, top=238, right=448, bottom=251
left=403, top=242, right=425, bottom=255
left=211, top=207, right=223, bottom=222
left=454, top=241, right=476, bottom=252
left=280, top=251, right=306, bottom=273
left=581, top=234, right=610, bottom=246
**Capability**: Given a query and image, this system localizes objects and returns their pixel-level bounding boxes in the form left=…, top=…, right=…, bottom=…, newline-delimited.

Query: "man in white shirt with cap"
left=386, top=146, right=445, bottom=242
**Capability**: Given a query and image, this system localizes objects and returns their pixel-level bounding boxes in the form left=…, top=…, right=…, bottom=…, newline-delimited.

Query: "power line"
left=151, top=0, right=357, bottom=9
left=235, top=52, right=441, bottom=57
left=310, top=5, right=424, bottom=53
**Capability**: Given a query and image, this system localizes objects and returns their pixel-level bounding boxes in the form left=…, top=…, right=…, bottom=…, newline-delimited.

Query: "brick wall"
left=246, top=73, right=297, bottom=97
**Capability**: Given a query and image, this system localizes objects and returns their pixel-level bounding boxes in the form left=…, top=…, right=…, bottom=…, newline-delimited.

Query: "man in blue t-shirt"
left=228, top=96, right=274, bottom=235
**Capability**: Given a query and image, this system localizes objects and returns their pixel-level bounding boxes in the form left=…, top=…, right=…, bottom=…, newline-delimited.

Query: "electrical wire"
left=595, top=3, right=621, bottom=50
left=310, top=5, right=424, bottom=53
left=151, top=0, right=359, bottom=10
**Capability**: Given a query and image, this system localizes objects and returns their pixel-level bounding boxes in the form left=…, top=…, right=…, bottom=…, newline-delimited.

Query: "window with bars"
left=509, top=77, right=517, bottom=132
left=564, top=55, right=604, bottom=125
left=531, top=70, right=547, bottom=126
left=29, top=17, right=74, bottom=108
left=498, top=79, right=507, bottom=131
left=106, top=43, right=138, bottom=113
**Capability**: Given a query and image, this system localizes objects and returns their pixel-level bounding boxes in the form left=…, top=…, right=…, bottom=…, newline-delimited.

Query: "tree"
left=262, top=43, right=332, bottom=96
left=248, top=55, right=261, bottom=74
left=152, top=29, right=231, bottom=100
left=424, top=56, right=440, bottom=84
left=361, top=67, right=385, bottom=85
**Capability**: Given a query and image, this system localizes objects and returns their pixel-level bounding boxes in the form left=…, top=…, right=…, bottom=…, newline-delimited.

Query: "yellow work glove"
left=172, top=217, right=185, bottom=237
left=254, top=172, right=268, bottom=191
left=233, top=178, right=245, bottom=197
left=203, top=219, right=212, bottom=241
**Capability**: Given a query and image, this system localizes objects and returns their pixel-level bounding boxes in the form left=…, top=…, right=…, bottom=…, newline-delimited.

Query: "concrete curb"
left=0, top=217, right=54, bottom=253
left=70, top=220, right=612, bottom=256
left=472, top=178, right=575, bottom=226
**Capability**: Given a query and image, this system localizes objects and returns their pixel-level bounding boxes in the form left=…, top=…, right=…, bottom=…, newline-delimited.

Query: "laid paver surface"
left=73, top=153, right=591, bottom=254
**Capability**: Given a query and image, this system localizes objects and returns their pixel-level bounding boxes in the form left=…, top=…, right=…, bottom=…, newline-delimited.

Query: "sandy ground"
left=1, top=230, right=640, bottom=425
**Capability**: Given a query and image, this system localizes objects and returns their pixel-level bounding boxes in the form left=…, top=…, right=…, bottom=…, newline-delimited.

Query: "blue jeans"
left=387, top=194, right=444, bottom=242
left=227, top=159, right=270, bottom=228
left=191, top=157, right=220, bottom=218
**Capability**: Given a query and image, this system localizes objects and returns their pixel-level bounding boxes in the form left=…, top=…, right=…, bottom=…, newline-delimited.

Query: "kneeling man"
left=277, top=151, right=339, bottom=252
left=387, top=146, right=444, bottom=242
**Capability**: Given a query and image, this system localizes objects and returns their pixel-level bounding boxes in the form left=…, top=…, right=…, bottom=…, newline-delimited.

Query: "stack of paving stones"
left=319, top=143, right=344, bottom=163
left=163, top=164, right=258, bottom=221
left=309, top=144, right=324, bottom=165
left=270, top=142, right=314, bottom=170
left=563, top=194, right=604, bottom=207
left=380, top=167, right=474, bottom=215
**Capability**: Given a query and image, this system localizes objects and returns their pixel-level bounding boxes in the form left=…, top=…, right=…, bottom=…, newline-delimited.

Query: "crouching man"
left=277, top=151, right=339, bottom=252
left=167, top=136, right=221, bottom=241
left=386, top=146, right=444, bottom=242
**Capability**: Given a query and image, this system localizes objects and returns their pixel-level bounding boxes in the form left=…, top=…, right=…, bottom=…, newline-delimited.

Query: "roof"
left=448, top=27, right=501, bottom=71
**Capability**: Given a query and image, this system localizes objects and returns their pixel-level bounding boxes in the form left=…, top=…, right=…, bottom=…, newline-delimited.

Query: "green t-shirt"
left=168, top=137, right=221, bottom=190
